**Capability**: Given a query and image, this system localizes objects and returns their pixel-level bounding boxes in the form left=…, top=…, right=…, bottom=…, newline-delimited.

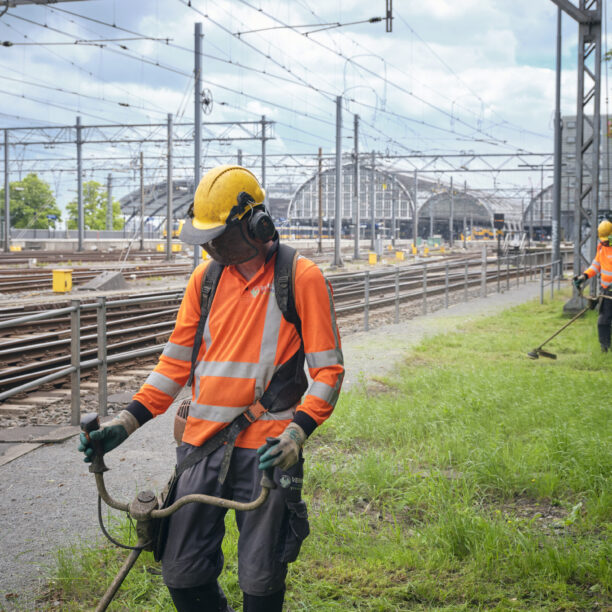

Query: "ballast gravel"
left=0, top=280, right=544, bottom=610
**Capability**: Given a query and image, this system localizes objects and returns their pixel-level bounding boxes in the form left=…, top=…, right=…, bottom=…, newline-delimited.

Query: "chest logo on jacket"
left=250, top=283, right=274, bottom=298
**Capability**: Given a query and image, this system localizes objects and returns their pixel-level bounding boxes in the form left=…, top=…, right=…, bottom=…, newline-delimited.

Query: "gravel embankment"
left=0, top=280, right=544, bottom=610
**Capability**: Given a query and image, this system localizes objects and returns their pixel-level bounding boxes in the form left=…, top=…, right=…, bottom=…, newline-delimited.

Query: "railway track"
left=0, top=253, right=533, bottom=403
left=0, top=262, right=191, bottom=293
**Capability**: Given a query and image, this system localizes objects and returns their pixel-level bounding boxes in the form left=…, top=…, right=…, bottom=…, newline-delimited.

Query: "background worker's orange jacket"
left=584, top=243, right=612, bottom=291
left=127, top=249, right=344, bottom=447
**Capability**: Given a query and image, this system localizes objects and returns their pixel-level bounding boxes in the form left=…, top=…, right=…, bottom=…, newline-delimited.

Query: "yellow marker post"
left=411, top=244, right=417, bottom=255
left=423, top=246, right=429, bottom=256
left=368, top=252, right=377, bottom=265
left=52, top=269, right=72, bottom=293
left=396, top=251, right=405, bottom=261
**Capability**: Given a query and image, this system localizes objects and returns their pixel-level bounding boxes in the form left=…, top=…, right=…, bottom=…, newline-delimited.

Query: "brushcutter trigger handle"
left=80, top=412, right=108, bottom=474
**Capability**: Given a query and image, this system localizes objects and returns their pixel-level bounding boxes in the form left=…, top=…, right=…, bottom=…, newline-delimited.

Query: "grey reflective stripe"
left=308, top=377, right=342, bottom=407
left=189, top=402, right=249, bottom=423
left=261, top=406, right=295, bottom=421
left=163, top=341, right=193, bottom=362
left=255, top=289, right=283, bottom=399
left=324, top=279, right=343, bottom=365
left=306, top=348, right=343, bottom=369
left=144, top=371, right=183, bottom=398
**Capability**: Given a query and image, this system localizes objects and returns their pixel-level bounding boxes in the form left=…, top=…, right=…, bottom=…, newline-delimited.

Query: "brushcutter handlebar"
left=82, top=412, right=275, bottom=516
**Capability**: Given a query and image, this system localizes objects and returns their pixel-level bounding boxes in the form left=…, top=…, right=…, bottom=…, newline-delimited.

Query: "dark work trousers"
left=598, top=289, right=612, bottom=349
left=161, top=442, right=308, bottom=601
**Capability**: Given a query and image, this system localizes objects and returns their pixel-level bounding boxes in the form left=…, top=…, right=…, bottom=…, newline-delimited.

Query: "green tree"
left=0, top=173, right=61, bottom=229
left=66, top=180, right=124, bottom=230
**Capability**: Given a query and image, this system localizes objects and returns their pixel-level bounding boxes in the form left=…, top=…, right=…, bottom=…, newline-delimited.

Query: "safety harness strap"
left=186, top=260, right=223, bottom=387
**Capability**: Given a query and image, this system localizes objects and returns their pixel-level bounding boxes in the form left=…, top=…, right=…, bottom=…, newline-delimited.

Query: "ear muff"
left=248, top=207, right=276, bottom=242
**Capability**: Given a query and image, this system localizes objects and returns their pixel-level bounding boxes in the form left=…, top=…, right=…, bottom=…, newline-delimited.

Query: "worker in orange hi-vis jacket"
left=78, top=165, right=344, bottom=611
left=573, top=219, right=612, bottom=352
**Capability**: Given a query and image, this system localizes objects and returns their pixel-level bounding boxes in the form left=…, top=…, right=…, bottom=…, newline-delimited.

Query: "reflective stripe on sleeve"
left=144, top=371, right=183, bottom=398
left=162, top=341, right=193, bottom=362
left=306, top=348, right=344, bottom=369
left=308, top=377, right=342, bottom=407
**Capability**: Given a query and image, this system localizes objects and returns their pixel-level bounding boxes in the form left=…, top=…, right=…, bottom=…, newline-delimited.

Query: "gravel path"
left=0, top=280, right=544, bottom=610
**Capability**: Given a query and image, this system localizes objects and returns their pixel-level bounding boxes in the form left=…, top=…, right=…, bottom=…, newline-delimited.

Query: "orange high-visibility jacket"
left=129, top=249, right=344, bottom=448
left=584, top=243, right=612, bottom=290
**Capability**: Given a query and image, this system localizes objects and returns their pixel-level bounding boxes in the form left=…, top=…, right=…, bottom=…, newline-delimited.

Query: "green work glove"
left=77, top=410, right=138, bottom=463
left=572, top=274, right=586, bottom=290
left=257, top=423, right=307, bottom=471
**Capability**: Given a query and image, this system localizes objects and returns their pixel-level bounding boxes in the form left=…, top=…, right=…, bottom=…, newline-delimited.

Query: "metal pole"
left=449, top=176, right=454, bottom=247
left=394, top=266, right=400, bottom=323
left=76, top=116, right=83, bottom=252
left=3, top=129, right=8, bottom=252
left=193, top=22, right=202, bottom=269
left=354, top=114, right=360, bottom=259
left=391, top=182, right=397, bottom=248
left=370, top=150, right=375, bottom=251
left=364, top=270, right=369, bottom=331
left=70, top=300, right=81, bottom=426
left=139, top=153, right=145, bottom=251
left=97, top=296, right=107, bottom=417
left=540, top=267, right=544, bottom=304
left=464, top=262, right=468, bottom=302
left=481, top=246, right=487, bottom=297
left=552, top=7, right=562, bottom=280
left=463, top=180, right=467, bottom=248
left=237, top=149, right=243, bottom=165
left=261, top=115, right=266, bottom=192
left=106, top=174, right=112, bottom=232
left=333, top=96, right=343, bottom=267
left=497, top=255, right=500, bottom=293
left=444, top=262, right=449, bottom=308
left=318, top=147, right=323, bottom=254
left=422, top=264, right=428, bottom=314
left=412, top=169, right=418, bottom=248
left=166, top=113, right=173, bottom=261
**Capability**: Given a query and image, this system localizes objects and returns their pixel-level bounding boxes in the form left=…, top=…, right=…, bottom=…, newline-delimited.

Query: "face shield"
left=202, top=219, right=260, bottom=266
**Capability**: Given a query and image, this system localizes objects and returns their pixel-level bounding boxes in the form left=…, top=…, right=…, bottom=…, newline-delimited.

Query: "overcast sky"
left=0, top=0, right=610, bottom=214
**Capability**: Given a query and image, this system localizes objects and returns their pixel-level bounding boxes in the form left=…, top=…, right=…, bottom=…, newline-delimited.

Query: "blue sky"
left=0, top=0, right=610, bottom=220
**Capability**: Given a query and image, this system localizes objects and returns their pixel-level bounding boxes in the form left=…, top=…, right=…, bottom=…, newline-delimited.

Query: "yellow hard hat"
left=597, top=219, right=612, bottom=241
left=180, top=165, right=265, bottom=245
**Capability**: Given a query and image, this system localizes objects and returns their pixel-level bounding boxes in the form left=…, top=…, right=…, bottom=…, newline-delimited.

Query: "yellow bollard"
left=395, top=250, right=405, bottom=261
left=52, top=269, right=72, bottom=293
left=368, top=252, right=377, bottom=265
left=171, top=243, right=182, bottom=252
left=411, top=244, right=417, bottom=255
left=440, top=245, right=445, bottom=254
left=423, top=246, right=429, bottom=256
left=9, top=245, right=22, bottom=252
left=156, top=243, right=165, bottom=252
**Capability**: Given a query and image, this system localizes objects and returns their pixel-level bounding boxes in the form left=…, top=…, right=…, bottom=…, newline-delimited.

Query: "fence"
left=0, top=249, right=567, bottom=424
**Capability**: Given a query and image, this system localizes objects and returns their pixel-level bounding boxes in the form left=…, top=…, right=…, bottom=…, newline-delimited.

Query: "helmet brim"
left=179, top=217, right=227, bottom=245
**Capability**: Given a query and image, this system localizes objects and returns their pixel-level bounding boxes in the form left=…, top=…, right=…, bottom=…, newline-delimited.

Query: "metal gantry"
left=1, top=118, right=274, bottom=252
left=551, top=0, right=602, bottom=295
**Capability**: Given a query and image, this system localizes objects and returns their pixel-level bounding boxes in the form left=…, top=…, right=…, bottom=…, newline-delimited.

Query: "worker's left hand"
left=257, top=423, right=306, bottom=471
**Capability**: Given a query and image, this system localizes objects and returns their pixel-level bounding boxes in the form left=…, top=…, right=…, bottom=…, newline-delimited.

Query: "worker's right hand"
left=78, top=424, right=128, bottom=463
left=573, top=274, right=586, bottom=290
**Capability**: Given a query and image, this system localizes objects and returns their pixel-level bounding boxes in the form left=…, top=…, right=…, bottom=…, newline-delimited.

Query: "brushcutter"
left=81, top=413, right=276, bottom=612
left=526, top=292, right=612, bottom=359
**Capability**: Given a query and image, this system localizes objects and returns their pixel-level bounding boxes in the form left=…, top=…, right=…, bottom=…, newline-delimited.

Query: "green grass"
left=40, top=292, right=611, bottom=610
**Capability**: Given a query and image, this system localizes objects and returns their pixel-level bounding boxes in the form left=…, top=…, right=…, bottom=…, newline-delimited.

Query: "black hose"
left=97, top=495, right=145, bottom=551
